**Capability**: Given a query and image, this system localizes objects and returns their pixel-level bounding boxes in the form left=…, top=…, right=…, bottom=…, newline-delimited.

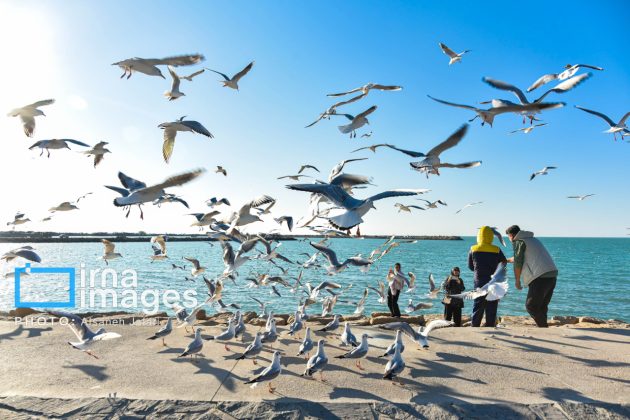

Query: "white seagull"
left=509, top=123, right=548, bottom=135
left=178, top=328, right=204, bottom=361
left=574, top=106, right=630, bottom=140
left=297, top=327, right=314, bottom=358
left=337, top=105, right=377, bottom=138
left=428, top=95, right=565, bottom=127
left=439, top=42, right=471, bottom=65
left=302, top=339, right=329, bottom=381
left=409, top=124, right=481, bottom=177
left=146, top=318, right=173, bottom=346
left=29, top=139, right=90, bottom=158
left=455, top=201, right=483, bottom=214
left=288, top=182, right=429, bottom=230
left=158, top=116, right=213, bottom=163
left=530, top=166, right=557, bottom=181
left=379, top=319, right=454, bottom=349
left=7, top=99, right=55, bottom=137
left=105, top=169, right=204, bottom=219
left=327, top=83, right=402, bottom=109
left=112, top=54, right=204, bottom=79
left=101, top=239, right=122, bottom=265
left=335, top=333, right=369, bottom=370
left=450, top=264, right=508, bottom=301
left=527, top=64, right=603, bottom=92
left=244, top=350, right=282, bottom=393
left=383, top=341, right=406, bottom=384
left=309, top=242, right=372, bottom=274
left=567, top=194, right=595, bottom=201
left=205, top=61, right=254, bottom=90
left=236, top=332, right=263, bottom=365
left=48, top=311, right=121, bottom=359
left=82, top=141, right=111, bottom=167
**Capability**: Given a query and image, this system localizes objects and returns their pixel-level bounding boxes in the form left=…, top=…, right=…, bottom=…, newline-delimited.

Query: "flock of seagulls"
left=4, top=35, right=627, bottom=392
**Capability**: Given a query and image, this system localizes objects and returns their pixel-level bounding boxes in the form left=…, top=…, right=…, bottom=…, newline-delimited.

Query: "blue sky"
left=0, top=0, right=628, bottom=237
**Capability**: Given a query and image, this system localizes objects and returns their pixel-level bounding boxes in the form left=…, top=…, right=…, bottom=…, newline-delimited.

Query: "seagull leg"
left=319, top=371, right=327, bottom=382
left=267, top=382, right=276, bottom=393
left=224, top=344, right=230, bottom=352
left=253, top=358, right=258, bottom=365
left=162, top=338, right=166, bottom=347
left=139, top=205, right=144, bottom=220
left=84, top=350, right=100, bottom=359
left=356, top=360, right=365, bottom=371
left=125, top=207, right=131, bottom=218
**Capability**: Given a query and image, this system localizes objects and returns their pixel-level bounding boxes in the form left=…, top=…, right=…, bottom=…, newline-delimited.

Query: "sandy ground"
left=0, top=317, right=628, bottom=410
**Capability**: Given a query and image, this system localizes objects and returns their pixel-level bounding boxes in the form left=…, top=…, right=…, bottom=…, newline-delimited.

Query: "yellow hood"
left=470, top=226, right=499, bottom=253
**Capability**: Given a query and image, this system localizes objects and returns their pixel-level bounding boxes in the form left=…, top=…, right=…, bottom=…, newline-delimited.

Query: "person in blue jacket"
left=468, top=226, right=507, bottom=327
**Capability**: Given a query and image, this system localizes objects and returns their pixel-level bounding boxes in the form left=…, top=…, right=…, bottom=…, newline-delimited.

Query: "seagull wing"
left=12, top=249, right=42, bottom=263
left=535, top=73, right=591, bottom=102
left=383, top=144, right=425, bottom=158
left=428, top=273, right=436, bottom=291
left=310, top=242, right=341, bottom=267
left=574, top=106, right=616, bottom=127
left=482, top=77, right=529, bottom=104
left=48, top=311, right=91, bottom=341
left=439, top=161, right=482, bottom=168
left=63, top=139, right=91, bottom=147
left=351, top=144, right=388, bottom=153
left=180, top=120, right=213, bottom=138
left=422, top=319, right=454, bottom=336
left=439, top=43, right=458, bottom=58
left=355, top=105, right=377, bottom=120
left=371, top=84, right=403, bottom=91
left=368, top=189, right=430, bottom=203
left=327, top=86, right=363, bottom=97
left=20, top=115, right=36, bottom=137
left=427, top=95, right=478, bottom=111
left=101, top=239, right=116, bottom=254
left=379, top=322, right=419, bottom=341
left=168, top=66, right=181, bottom=91
left=118, top=172, right=146, bottom=191
left=26, top=99, right=56, bottom=109
left=231, top=61, right=254, bottom=82
left=330, top=92, right=367, bottom=109
left=181, top=69, right=205, bottom=80
left=153, top=54, right=205, bottom=67
left=527, top=73, right=559, bottom=92
left=141, top=169, right=205, bottom=195
left=286, top=183, right=359, bottom=209
left=184, top=257, right=201, bottom=270
left=205, top=68, right=231, bottom=81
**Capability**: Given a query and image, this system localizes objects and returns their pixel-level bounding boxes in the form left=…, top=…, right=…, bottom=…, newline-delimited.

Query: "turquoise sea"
left=1, top=237, right=629, bottom=322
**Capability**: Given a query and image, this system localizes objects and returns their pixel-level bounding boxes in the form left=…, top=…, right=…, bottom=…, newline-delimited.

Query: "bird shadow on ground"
left=63, top=363, right=109, bottom=381
left=157, top=346, right=184, bottom=354
left=328, top=386, right=388, bottom=402
left=593, top=375, right=630, bottom=385
left=409, top=382, right=507, bottom=405
left=563, top=354, right=630, bottom=368
left=0, top=324, right=24, bottom=341
left=514, top=334, right=593, bottom=350
left=24, top=326, right=53, bottom=338
left=431, top=336, right=492, bottom=349
left=434, top=352, right=545, bottom=375
left=573, top=328, right=630, bottom=340
left=491, top=336, right=560, bottom=355
left=407, top=359, right=486, bottom=384
left=562, top=331, right=630, bottom=345
left=171, top=357, right=245, bottom=390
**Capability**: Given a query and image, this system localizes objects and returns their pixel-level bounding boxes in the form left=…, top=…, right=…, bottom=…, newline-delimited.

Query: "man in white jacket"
left=505, top=225, right=558, bottom=327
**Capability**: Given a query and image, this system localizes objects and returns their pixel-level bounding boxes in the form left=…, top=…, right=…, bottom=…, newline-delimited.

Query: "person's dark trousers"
left=387, top=289, right=401, bottom=317
left=526, top=277, right=557, bottom=327
left=471, top=297, right=498, bottom=327
left=444, top=305, right=462, bottom=326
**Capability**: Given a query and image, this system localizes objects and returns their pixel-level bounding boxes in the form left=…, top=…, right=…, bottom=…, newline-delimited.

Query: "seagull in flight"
left=328, top=157, right=368, bottom=181
left=450, top=264, right=508, bottom=301
left=287, top=182, right=429, bottom=230
left=101, top=239, right=122, bottom=265
left=455, top=201, right=483, bottom=214
left=439, top=42, right=471, bottom=65
left=409, top=124, right=481, bottom=177
left=215, top=166, right=227, bottom=176
left=327, top=83, right=402, bottom=109
left=48, top=311, right=121, bottom=359
left=6, top=212, right=30, bottom=228
left=417, top=199, right=447, bottom=209
left=309, top=242, right=372, bottom=275
left=1, top=246, right=41, bottom=263
left=527, top=64, right=603, bottom=92
left=158, top=116, right=213, bottom=163
left=105, top=169, right=204, bottom=219
left=530, top=166, right=557, bottom=181
left=298, top=164, right=320, bottom=174
left=509, top=123, right=548, bottom=135
left=205, top=61, right=254, bottom=90
left=351, top=143, right=425, bottom=158
left=164, top=66, right=185, bottom=101
left=277, top=174, right=312, bottom=181
left=394, top=203, right=425, bottom=213
left=82, top=141, right=111, bottom=167
left=29, top=139, right=90, bottom=158
left=567, top=194, right=595, bottom=201
left=574, top=106, right=630, bottom=141
left=152, top=193, right=189, bottom=209
left=379, top=319, right=454, bottom=349
left=428, top=95, right=565, bottom=127
left=150, top=235, right=168, bottom=261
left=112, top=54, right=204, bottom=79
left=481, top=73, right=591, bottom=123
left=337, top=105, right=377, bottom=138
left=7, top=99, right=55, bottom=137
left=206, top=197, right=231, bottom=207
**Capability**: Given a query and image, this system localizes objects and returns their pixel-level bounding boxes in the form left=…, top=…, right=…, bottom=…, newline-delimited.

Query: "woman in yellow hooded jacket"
left=467, top=226, right=507, bottom=327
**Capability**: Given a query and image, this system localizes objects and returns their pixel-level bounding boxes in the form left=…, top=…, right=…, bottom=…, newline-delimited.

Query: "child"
left=442, top=267, right=465, bottom=326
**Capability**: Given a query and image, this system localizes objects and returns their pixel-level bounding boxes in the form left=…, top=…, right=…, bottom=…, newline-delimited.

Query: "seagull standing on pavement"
left=146, top=318, right=173, bottom=346
left=335, top=333, right=369, bottom=370
left=7, top=99, right=55, bottom=137
left=302, top=339, right=329, bottom=381
left=244, top=350, right=282, bottom=393
left=159, top=116, right=213, bottom=163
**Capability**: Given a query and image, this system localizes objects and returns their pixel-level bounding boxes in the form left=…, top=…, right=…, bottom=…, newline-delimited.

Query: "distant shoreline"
left=0, top=231, right=463, bottom=243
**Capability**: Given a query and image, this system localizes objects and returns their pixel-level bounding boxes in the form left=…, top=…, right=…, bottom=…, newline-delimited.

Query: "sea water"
left=1, top=237, right=628, bottom=322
